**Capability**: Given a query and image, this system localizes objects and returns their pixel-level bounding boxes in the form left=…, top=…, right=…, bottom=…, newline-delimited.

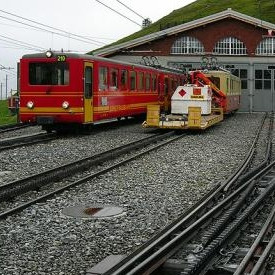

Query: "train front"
left=19, top=51, right=87, bottom=132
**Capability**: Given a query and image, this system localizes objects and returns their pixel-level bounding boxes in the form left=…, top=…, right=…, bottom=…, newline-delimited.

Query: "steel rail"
left=0, top=132, right=173, bottom=200
left=231, top=114, right=273, bottom=191
left=0, top=132, right=56, bottom=151
left=103, top=156, right=275, bottom=274
left=223, top=112, right=268, bottom=192
left=0, top=123, right=30, bottom=133
left=97, top=113, right=272, bottom=275
left=0, top=132, right=184, bottom=219
left=234, top=200, right=275, bottom=274
left=104, top=177, right=261, bottom=275
left=178, top=114, right=275, bottom=275
left=183, top=175, right=275, bottom=275
left=250, top=233, right=275, bottom=275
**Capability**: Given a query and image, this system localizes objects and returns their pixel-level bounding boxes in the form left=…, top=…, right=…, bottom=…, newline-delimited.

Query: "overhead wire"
left=0, top=34, right=46, bottom=51
left=95, top=0, right=142, bottom=27
left=0, top=9, right=106, bottom=46
left=0, top=63, right=16, bottom=77
left=0, top=39, right=45, bottom=53
left=116, top=0, right=145, bottom=20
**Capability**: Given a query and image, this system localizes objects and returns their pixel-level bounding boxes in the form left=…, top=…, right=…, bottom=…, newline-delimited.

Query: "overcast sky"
left=0, top=0, right=196, bottom=96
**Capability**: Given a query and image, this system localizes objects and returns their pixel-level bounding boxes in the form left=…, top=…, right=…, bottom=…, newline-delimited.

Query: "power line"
left=0, top=34, right=46, bottom=51
left=0, top=70, right=16, bottom=77
left=0, top=64, right=16, bottom=77
left=0, top=14, right=104, bottom=47
left=116, top=0, right=145, bottom=20
left=0, top=9, right=106, bottom=46
left=95, top=0, right=141, bottom=27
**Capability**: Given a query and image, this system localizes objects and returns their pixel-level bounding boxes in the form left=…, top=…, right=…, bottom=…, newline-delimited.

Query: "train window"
left=230, top=68, right=248, bottom=89
left=145, top=73, right=150, bottom=91
left=210, top=76, right=220, bottom=89
left=29, top=62, right=69, bottom=85
left=99, top=67, right=108, bottom=91
left=110, top=68, right=118, bottom=91
left=130, top=71, right=136, bottom=91
left=152, top=74, right=157, bottom=91
left=138, top=72, right=144, bottom=91
left=85, top=66, right=93, bottom=98
left=226, top=78, right=229, bottom=93
left=121, top=70, right=128, bottom=91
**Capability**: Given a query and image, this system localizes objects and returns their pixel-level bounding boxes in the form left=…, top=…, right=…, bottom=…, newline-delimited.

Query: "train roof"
left=202, top=70, right=240, bottom=78
left=21, top=51, right=184, bottom=75
left=190, top=69, right=240, bottom=78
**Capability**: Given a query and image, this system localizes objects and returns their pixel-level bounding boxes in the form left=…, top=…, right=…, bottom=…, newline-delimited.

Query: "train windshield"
left=29, top=62, right=69, bottom=85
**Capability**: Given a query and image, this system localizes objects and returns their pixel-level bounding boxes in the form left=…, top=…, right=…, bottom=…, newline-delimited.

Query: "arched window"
left=171, top=36, right=205, bottom=55
left=213, top=37, right=247, bottom=55
left=256, top=37, right=275, bottom=55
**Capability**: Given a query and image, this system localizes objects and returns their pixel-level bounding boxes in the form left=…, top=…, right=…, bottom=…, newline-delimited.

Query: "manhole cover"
left=62, top=205, right=125, bottom=219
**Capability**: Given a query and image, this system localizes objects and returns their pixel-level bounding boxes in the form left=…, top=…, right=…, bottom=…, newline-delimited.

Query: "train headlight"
left=45, top=50, right=53, bottom=58
left=62, top=101, right=70, bottom=109
left=27, top=101, right=34, bottom=109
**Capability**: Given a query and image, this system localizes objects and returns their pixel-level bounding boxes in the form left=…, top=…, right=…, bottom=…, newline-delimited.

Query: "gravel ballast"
left=0, top=113, right=264, bottom=274
left=0, top=122, right=154, bottom=185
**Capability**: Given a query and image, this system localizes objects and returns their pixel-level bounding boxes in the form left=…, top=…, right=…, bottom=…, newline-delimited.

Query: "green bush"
left=0, top=100, right=17, bottom=125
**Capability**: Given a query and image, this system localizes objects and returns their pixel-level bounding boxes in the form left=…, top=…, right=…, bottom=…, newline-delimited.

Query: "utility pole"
left=5, top=75, right=7, bottom=99
left=0, top=65, right=14, bottom=99
left=0, top=83, right=2, bottom=100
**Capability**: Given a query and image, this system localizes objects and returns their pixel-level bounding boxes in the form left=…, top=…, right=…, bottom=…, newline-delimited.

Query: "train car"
left=190, top=70, right=241, bottom=114
left=7, top=93, right=19, bottom=115
left=19, top=51, right=185, bottom=132
left=143, top=69, right=241, bottom=130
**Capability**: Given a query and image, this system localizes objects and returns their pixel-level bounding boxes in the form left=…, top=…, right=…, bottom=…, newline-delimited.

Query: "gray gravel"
left=0, top=122, right=154, bottom=185
left=0, top=113, right=264, bottom=275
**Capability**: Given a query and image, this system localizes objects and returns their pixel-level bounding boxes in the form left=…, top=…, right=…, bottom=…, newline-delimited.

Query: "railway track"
left=87, top=113, right=274, bottom=275
left=0, top=132, right=57, bottom=151
left=0, top=123, right=31, bottom=134
left=0, top=131, right=185, bottom=219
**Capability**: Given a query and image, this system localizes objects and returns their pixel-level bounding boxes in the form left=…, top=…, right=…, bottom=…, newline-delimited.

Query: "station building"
left=93, top=9, right=275, bottom=112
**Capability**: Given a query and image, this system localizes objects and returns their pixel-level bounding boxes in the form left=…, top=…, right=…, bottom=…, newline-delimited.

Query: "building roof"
left=92, top=8, right=275, bottom=57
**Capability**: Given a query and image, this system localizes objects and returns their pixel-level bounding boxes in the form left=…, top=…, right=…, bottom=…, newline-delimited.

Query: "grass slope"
left=90, top=0, right=275, bottom=53
left=0, top=100, right=17, bottom=125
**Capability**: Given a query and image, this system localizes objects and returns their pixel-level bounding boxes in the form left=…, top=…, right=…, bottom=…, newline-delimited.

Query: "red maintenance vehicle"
left=7, top=92, right=19, bottom=115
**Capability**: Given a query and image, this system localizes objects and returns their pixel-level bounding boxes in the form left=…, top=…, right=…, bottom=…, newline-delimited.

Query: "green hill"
left=90, top=0, right=275, bottom=53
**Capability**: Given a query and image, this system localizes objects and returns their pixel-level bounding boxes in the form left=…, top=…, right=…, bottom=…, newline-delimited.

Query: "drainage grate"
left=62, top=205, right=125, bottom=219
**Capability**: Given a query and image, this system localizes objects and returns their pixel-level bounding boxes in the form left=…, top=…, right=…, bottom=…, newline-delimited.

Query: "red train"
left=19, top=51, right=185, bottom=132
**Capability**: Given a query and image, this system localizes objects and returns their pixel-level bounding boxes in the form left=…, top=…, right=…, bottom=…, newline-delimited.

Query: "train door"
left=84, top=62, right=93, bottom=122
left=253, top=65, right=275, bottom=112
left=225, top=65, right=249, bottom=112
left=164, top=76, right=169, bottom=112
